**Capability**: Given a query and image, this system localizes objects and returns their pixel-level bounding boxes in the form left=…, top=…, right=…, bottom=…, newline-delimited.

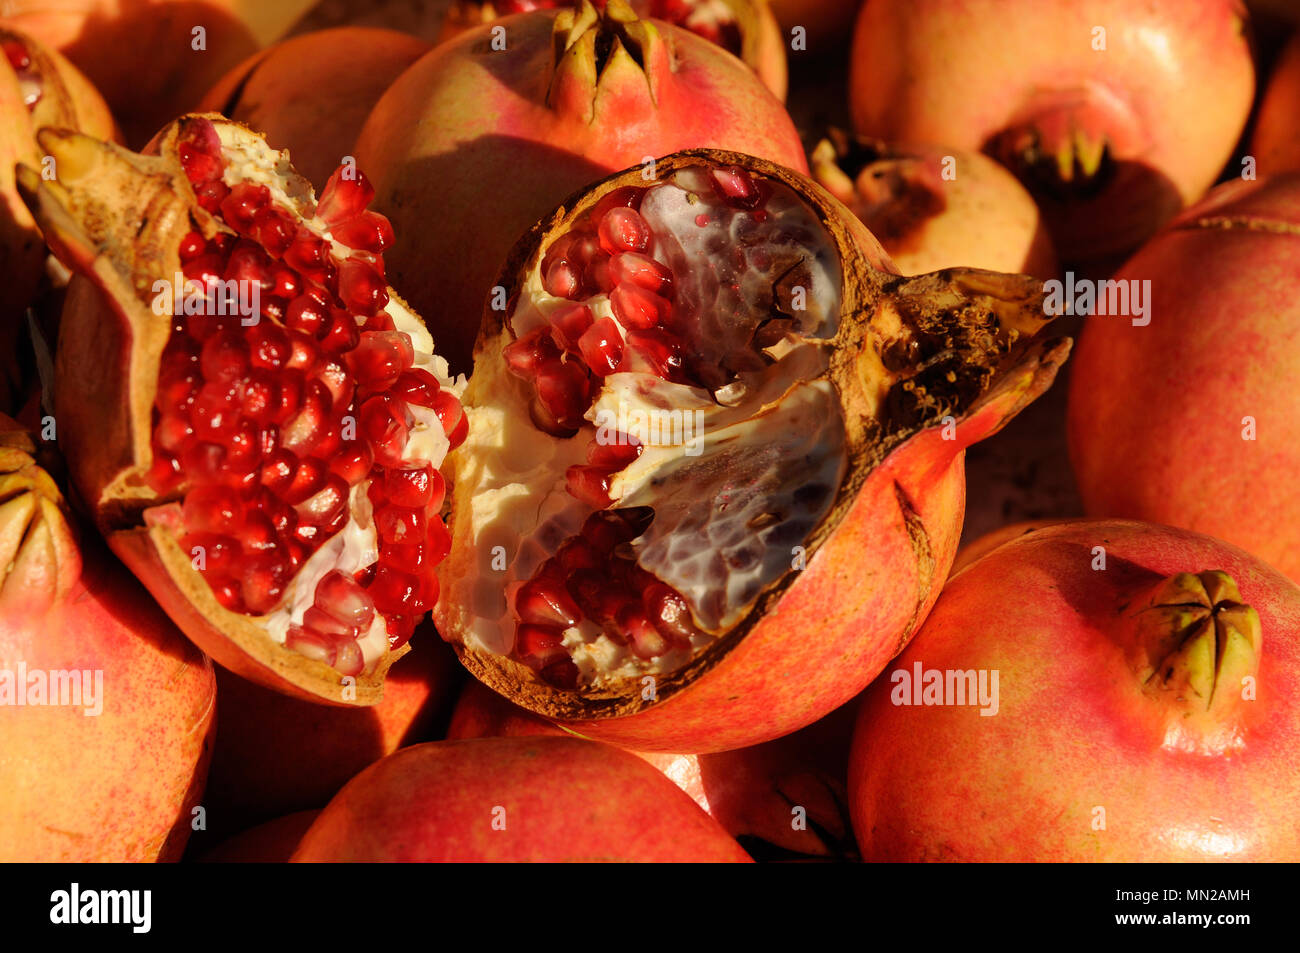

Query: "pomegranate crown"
left=0, top=421, right=80, bottom=615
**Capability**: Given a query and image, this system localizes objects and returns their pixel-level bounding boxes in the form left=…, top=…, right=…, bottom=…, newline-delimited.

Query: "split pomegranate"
left=198, top=27, right=432, bottom=189
left=1250, top=33, right=1300, bottom=177
left=19, top=115, right=464, bottom=704
left=0, top=418, right=216, bottom=861
left=449, top=678, right=858, bottom=857
left=355, top=0, right=808, bottom=372
left=0, top=25, right=117, bottom=411
left=440, top=0, right=787, bottom=99
left=434, top=150, right=1070, bottom=753
left=811, top=130, right=1057, bottom=278
left=291, top=737, right=755, bottom=861
left=849, top=0, right=1255, bottom=261
left=1068, top=174, right=1300, bottom=583
left=850, top=520, right=1300, bottom=861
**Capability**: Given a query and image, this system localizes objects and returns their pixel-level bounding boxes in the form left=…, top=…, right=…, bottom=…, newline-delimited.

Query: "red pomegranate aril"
left=210, top=576, right=245, bottom=613
left=286, top=331, right=321, bottom=373
left=331, top=211, right=395, bottom=253
left=177, top=122, right=223, bottom=182
left=3, top=38, right=31, bottom=71
left=577, top=316, right=624, bottom=376
left=316, top=359, right=355, bottom=409
left=543, top=255, right=582, bottom=299
left=155, top=412, right=194, bottom=454
left=425, top=516, right=452, bottom=564
left=582, top=507, right=654, bottom=551
left=446, top=408, right=469, bottom=450
left=194, top=179, right=230, bottom=214
left=540, top=658, right=581, bottom=689
left=252, top=208, right=295, bottom=257
left=565, top=571, right=632, bottom=635
left=242, top=553, right=293, bottom=615
left=182, top=252, right=225, bottom=290
left=359, top=395, right=410, bottom=468
left=516, top=576, right=582, bottom=628
left=199, top=330, right=250, bottom=382
left=589, top=434, right=642, bottom=468
left=281, top=380, right=330, bottom=455
left=270, top=370, right=304, bottom=424
left=515, top=624, right=569, bottom=666
left=534, top=360, right=590, bottom=433
left=269, top=265, right=301, bottom=300
left=329, top=442, right=374, bottom=484
left=588, top=186, right=644, bottom=223
left=221, top=182, right=271, bottom=234
left=374, top=504, right=426, bottom=545
left=429, top=389, right=465, bottom=440
left=598, top=206, right=651, bottom=254
left=368, top=564, right=421, bottom=614
left=224, top=240, right=273, bottom=292
left=178, top=231, right=206, bottom=262
left=240, top=510, right=278, bottom=553
left=556, top=536, right=601, bottom=573
left=284, top=227, right=331, bottom=278
left=711, top=166, right=761, bottom=207
left=565, top=464, right=619, bottom=508
left=617, top=605, right=674, bottom=659
left=145, top=452, right=182, bottom=492
left=352, top=331, right=412, bottom=391
left=610, top=283, right=670, bottom=331
left=283, top=457, right=327, bottom=505
left=253, top=489, right=296, bottom=535
left=392, top=368, right=441, bottom=408
left=550, top=303, right=595, bottom=352
left=246, top=321, right=290, bottom=370
left=190, top=380, right=241, bottom=440
left=225, top=420, right=261, bottom=471
left=382, top=464, right=436, bottom=508
left=312, top=417, right=344, bottom=459
left=285, top=292, right=328, bottom=335
left=319, top=309, right=361, bottom=355
left=302, top=605, right=357, bottom=641
left=182, top=533, right=239, bottom=576
left=386, top=614, right=417, bottom=650
left=284, top=624, right=335, bottom=665
left=238, top=374, right=276, bottom=424
left=504, top=327, right=562, bottom=377
left=317, top=166, right=376, bottom=225
left=643, top=582, right=698, bottom=644
left=297, top=475, right=349, bottom=527
left=380, top=540, right=427, bottom=572
left=314, top=569, right=377, bottom=630
left=611, top=251, right=673, bottom=296
left=182, top=485, right=240, bottom=535
left=333, top=639, right=365, bottom=677
left=623, top=328, right=686, bottom=380
left=338, top=257, right=390, bottom=316
left=259, top=448, right=295, bottom=495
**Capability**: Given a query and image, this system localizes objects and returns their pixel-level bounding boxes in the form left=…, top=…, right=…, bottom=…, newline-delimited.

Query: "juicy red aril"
left=329, top=442, right=373, bottom=484
left=285, top=291, right=328, bottom=335
left=588, top=435, right=642, bottom=467
left=320, top=309, right=361, bottom=354
left=392, top=368, right=441, bottom=407
left=565, top=464, right=619, bottom=508
left=317, top=165, right=376, bottom=225
left=550, top=303, right=594, bottom=352
left=284, top=227, right=332, bottom=279
left=368, top=564, right=423, bottom=614
left=598, top=206, right=651, bottom=254
left=515, top=624, right=568, bottom=666
left=588, top=185, right=644, bottom=223
left=3, top=39, right=31, bottom=71
left=283, top=456, right=327, bottom=504
left=178, top=232, right=206, bottom=262
left=583, top=507, right=653, bottom=551
left=253, top=208, right=295, bottom=257
left=611, top=251, right=673, bottom=296
left=504, top=327, right=561, bottom=378
left=543, top=255, right=582, bottom=299
left=247, top=322, right=290, bottom=370
left=429, top=389, right=466, bottom=441
left=425, top=516, right=452, bottom=563
left=359, top=395, right=409, bottom=467
left=619, top=605, right=673, bottom=660
left=315, top=570, right=376, bottom=630
left=221, top=182, right=271, bottom=234
left=351, top=330, right=413, bottom=392
left=332, top=211, right=395, bottom=253
left=711, top=166, right=761, bottom=207
left=285, top=626, right=335, bottom=665
left=643, top=582, right=699, bottom=644
left=534, top=360, right=589, bottom=433
left=338, top=257, right=389, bottom=316
left=383, top=464, right=437, bottom=508
left=610, top=283, right=671, bottom=331
left=516, top=575, right=582, bottom=628
left=374, top=504, right=425, bottom=544
left=623, top=328, right=685, bottom=380
left=557, top=536, right=600, bottom=573
left=577, top=317, right=624, bottom=376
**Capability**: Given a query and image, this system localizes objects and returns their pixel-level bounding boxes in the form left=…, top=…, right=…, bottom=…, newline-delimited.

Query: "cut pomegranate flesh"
left=151, top=119, right=465, bottom=674
left=495, top=164, right=845, bottom=688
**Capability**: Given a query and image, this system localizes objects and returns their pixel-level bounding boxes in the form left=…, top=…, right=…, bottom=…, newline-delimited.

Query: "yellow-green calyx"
left=1130, top=571, right=1261, bottom=715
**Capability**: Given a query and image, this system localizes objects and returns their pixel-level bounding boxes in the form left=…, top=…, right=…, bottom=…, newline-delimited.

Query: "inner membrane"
left=465, top=163, right=847, bottom=690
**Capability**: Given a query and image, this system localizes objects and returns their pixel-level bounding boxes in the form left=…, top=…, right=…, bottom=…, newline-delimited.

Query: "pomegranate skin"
left=197, top=27, right=431, bottom=189
left=355, top=4, right=808, bottom=372
left=202, top=632, right=460, bottom=835
left=0, top=425, right=216, bottom=862
left=1067, top=175, right=1300, bottom=582
left=849, top=520, right=1300, bottom=861
left=448, top=679, right=858, bottom=857
left=199, top=810, right=321, bottom=863
left=1250, top=34, right=1300, bottom=177
left=849, top=0, right=1254, bottom=261
left=291, top=736, right=755, bottom=861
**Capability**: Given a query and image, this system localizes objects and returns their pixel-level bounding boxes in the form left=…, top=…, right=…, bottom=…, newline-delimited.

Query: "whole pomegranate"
left=291, top=736, right=754, bottom=861
left=448, top=679, right=859, bottom=857
left=0, top=25, right=117, bottom=411
left=433, top=149, right=1070, bottom=753
left=850, top=520, right=1300, bottom=861
left=0, top=0, right=272, bottom=146
left=1067, top=175, right=1300, bottom=582
left=849, top=0, right=1255, bottom=261
left=199, top=810, right=320, bottom=862
left=1250, top=34, right=1300, bottom=177
left=0, top=419, right=216, bottom=862
left=811, top=130, right=1057, bottom=278
left=197, top=27, right=431, bottom=190
left=439, top=0, right=788, bottom=99
left=202, top=630, right=460, bottom=836
left=355, top=0, right=809, bottom=372
left=19, top=115, right=466, bottom=704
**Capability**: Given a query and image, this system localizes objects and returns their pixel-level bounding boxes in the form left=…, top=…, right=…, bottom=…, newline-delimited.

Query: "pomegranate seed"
left=549, top=303, right=594, bottom=352
left=145, top=451, right=183, bottom=492
left=332, top=210, right=395, bottom=253
left=710, top=166, right=761, bottom=207
left=220, top=182, right=271, bottom=234
left=318, top=359, right=356, bottom=409
left=259, top=448, right=296, bottom=495
left=425, top=516, right=452, bottom=563
left=182, top=533, right=240, bottom=576
left=303, top=605, right=357, bottom=640
left=240, top=509, right=278, bottom=553
left=283, top=457, right=327, bottom=505
left=577, top=316, right=624, bottom=376
left=368, top=564, right=421, bottom=614
left=247, top=321, right=290, bottom=370
left=225, top=419, right=261, bottom=471
left=514, top=624, right=569, bottom=667
left=516, top=575, right=582, bottom=628
left=611, top=251, right=673, bottom=296
left=374, top=504, right=425, bottom=544
left=534, top=359, right=590, bottom=433
left=155, top=412, right=194, bottom=454
left=503, top=327, right=561, bottom=378
left=285, top=291, right=329, bottom=335
left=582, top=507, right=653, bottom=551
left=270, top=369, right=304, bottom=423
left=296, top=475, right=349, bottom=529
left=642, top=582, right=698, bottom=644
left=190, top=379, right=241, bottom=440
left=623, top=328, right=685, bottom=380
left=3, top=39, right=31, bottom=71
left=392, top=368, right=441, bottom=407
left=588, top=186, right=643, bottom=223
left=619, top=605, right=673, bottom=659
left=270, top=265, right=301, bottom=299
left=317, top=166, right=375, bottom=224
left=565, top=569, right=630, bottom=633
left=252, top=489, right=296, bottom=535
left=281, top=379, right=330, bottom=455
left=177, top=120, right=224, bottom=183
left=598, top=206, right=651, bottom=254
left=195, top=179, right=231, bottom=213
left=315, top=570, right=377, bottom=630
left=224, top=239, right=274, bottom=293
left=252, top=207, right=295, bottom=257
left=380, top=540, right=428, bottom=572
left=182, top=485, right=240, bottom=535
left=330, top=442, right=374, bottom=485
left=429, top=389, right=465, bottom=440
left=178, top=231, right=206, bottom=262
left=199, top=330, right=249, bottom=382
left=351, top=330, right=412, bottom=391
left=210, top=576, right=246, bottom=613
left=588, top=251, right=614, bottom=293
left=319, top=308, right=361, bottom=354
left=333, top=639, right=365, bottom=676
left=313, top=416, right=345, bottom=459
left=543, top=255, right=582, bottom=299
left=556, top=536, right=601, bottom=573
left=359, top=395, right=409, bottom=468
left=284, top=227, right=332, bottom=278
left=382, top=464, right=436, bottom=508
left=588, top=435, right=642, bottom=467
left=285, top=625, right=336, bottom=665
left=338, top=256, right=389, bottom=316
left=182, top=252, right=225, bottom=290
left=386, top=614, right=417, bottom=650
left=565, top=464, right=619, bottom=508
left=610, top=283, right=670, bottom=331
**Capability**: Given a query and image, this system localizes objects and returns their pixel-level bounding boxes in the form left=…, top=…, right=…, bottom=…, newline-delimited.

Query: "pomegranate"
left=202, top=630, right=459, bottom=836
left=18, top=115, right=466, bottom=703
left=848, top=0, right=1255, bottom=261
left=811, top=130, right=1057, bottom=278
left=1067, top=174, right=1300, bottom=583
left=199, top=810, right=321, bottom=863
left=449, top=678, right=858, bottom=857
left=355, top=1, right=809, bottom=372
left=439, top=0, right=787, bottom=99
left=850, top=520, right=1300, bottom=861
left=0, top=0, right=270, bottom=146
left=197, top=27, right=432, bottom=190
left=0, top=418, right=216, bottom=861
left=0, top=25, right=117, bottom=411
left=291, top=736, right=755, bottom=861
left=949, top=517, right=1085, bottom=576
left=434, top=149, right=1070, bottom=753
left=1250, top=34, right=1300, bottom=177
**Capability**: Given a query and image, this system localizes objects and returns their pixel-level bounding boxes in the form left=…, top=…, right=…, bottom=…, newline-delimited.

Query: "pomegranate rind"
left=436, top=149, right=1070, bottom=752
left=850, top=520, right=1300, bottom=861
left=18, top=115, right=434, bottom=706
left=291, top=736, right=754, bottom=862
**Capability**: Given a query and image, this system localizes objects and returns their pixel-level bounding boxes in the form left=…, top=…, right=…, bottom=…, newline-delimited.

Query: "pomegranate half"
left=355, top=0, right=808, bottom=372
left=291, top=736, right=755, bottom=861
left=848, top=0, right=1255, bottom=261
left=19, top=115, right=465, bottom=704
left=0, top=418, right=216, bottom=861
left=434, top=149, right=1071, bottom=753
left=850, top=520, right=1300, bottom=861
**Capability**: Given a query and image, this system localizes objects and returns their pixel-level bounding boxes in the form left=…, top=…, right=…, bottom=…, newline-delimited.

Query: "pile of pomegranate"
left=2, top=0, right=1298, bottom=872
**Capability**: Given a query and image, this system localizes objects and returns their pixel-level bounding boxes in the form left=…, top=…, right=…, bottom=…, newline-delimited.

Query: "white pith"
left=160, top=124, right=462, bottom=672
left=450, top=166, right=847, bottom=688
